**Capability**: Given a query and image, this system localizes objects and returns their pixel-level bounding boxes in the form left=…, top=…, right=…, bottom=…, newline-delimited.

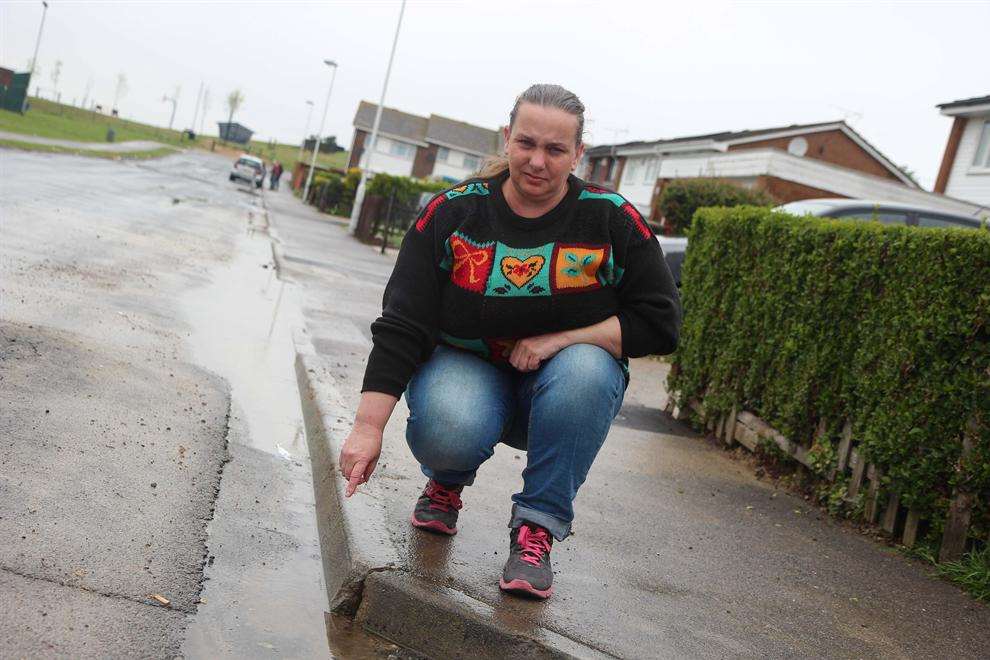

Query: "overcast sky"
left=2, top=0, right=987, bottom=188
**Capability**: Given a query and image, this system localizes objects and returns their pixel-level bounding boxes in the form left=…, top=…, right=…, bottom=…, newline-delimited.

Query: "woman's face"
left=503, top=103, right=584, bottom=203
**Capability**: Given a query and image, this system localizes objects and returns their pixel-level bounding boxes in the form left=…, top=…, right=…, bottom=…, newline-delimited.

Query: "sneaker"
left=409, top=479, right=463, bottom=535
left=499, top=523, right=554, bottom=599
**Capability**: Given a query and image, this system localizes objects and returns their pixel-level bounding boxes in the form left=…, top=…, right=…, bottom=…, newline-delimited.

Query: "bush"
left=657, top=178, right=776, bottom=235
left=668, top=206, right=990, bottom=530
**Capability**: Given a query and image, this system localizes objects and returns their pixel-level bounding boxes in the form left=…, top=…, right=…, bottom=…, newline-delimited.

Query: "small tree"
left=224, top=89, right=245, bottom=142
left=657, top=178, right=776, bottom=235
left=113, top=73, right=129, bottom=110
left=50, top=60, right=62, bottom=99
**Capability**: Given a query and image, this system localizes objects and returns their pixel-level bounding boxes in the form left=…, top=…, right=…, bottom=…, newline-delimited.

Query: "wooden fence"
left=668, top=396, right=981, bottom=562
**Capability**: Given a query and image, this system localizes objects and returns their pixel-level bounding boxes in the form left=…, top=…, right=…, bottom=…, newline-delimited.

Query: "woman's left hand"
left=509, top=331, right=570, bottom=372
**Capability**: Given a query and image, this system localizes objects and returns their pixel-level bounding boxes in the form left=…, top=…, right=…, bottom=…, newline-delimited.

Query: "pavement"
left=268, top=185, right=990, bottom=659
left=0, top=129, right=169, bottom=152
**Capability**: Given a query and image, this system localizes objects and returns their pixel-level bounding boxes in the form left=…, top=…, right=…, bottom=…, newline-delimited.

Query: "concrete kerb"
left=293, top=332, right=612, bottom=659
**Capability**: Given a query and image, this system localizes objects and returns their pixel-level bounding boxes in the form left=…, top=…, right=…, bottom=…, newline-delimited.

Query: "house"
left=584, top=120, right=987, bottom=221
left=934, top=94, right=990, bottom=206
left=348, top=101, right=500, bottom=182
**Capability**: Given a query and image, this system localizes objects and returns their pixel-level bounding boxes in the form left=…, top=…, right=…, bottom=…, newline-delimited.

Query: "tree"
left=224, top=89, right=245, bottom=142
left=113, top=73, right=129, bottom=110
left=81, top=77, right=94, bottom=109
left=50, top=60, right=62, bottom=99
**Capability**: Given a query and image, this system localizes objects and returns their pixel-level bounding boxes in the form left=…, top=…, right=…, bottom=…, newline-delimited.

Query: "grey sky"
left=2, top=0, right=987, bottom=189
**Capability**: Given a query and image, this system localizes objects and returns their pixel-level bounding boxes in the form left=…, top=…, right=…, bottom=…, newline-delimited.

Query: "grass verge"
left=904, top=543, right=990, bottom=602
left=0, top=138, right=179, bottom=160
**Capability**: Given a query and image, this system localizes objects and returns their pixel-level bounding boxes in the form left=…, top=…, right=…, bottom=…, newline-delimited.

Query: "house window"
left=643, top=157, right=657, bottom=184
left=624, top=158, right=640, bottom=183
left=463, top=154, right=481, bottom=171
left=972, top=120, right=990, bottom=168
left=437, top=146, right=450, bottom=163
left=389, top=140, right=416, bottom=160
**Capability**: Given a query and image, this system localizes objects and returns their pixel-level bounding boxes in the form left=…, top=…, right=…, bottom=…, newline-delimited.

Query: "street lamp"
left=302, top=60, right=338, bottom=204
left=349, top=0, right=407, bottom=234
left=298, top=99, right=315, bottom=163
left=23, top=1, right=49, bottom=112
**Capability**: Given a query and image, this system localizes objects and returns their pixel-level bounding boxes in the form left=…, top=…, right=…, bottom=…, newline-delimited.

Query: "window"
left=463, top=154, right=481, bottom=171
left=972, top=120, right=990, bottom=168
left=835, top=210, right=910, bottom=226
left=643, top=157, right=658, bottom=184
left=624, top=158, right=641, bottom=183
left=916, top=214, right=979, bottom=230
left=389, top=140, right=415, bottom=159
left=437, top=146, right=450, bottom=163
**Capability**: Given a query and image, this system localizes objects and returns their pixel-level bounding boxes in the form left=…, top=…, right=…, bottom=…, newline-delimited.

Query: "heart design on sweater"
left=501, top=255, right=545, bottom=288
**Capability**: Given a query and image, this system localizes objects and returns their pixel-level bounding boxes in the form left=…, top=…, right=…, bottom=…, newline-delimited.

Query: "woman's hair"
left=478, top=83, right=585, bottom=179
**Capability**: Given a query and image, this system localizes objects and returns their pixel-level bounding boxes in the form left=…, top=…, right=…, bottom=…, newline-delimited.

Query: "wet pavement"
left=0, top=129, right=168, bottom=152
left=0, top=149, right=365, bottom=657
left=268, top=185, right=990, bottom=659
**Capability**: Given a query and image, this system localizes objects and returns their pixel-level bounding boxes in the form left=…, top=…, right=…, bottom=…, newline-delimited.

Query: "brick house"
left=347, top=101, right=500, bottom=182
left=934, top=94, right=990, bottom=206
left=583, top=120, right=985, bottom=221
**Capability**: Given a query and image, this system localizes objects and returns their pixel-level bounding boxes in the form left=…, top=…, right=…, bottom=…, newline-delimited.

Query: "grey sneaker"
left=499, top=522, right=554, bottom=599
left=409, top=479, right=463, bottom=535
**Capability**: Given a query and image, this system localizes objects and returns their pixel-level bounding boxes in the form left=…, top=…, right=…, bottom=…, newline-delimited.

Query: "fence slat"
left=939, top=417, right=979, bottom=562
left=846, top=450, right=866, bottom=499
left=724, top=405, right=738, bottom=447
left=903, top=509, right=922, bottom=548
left=881, top=493, right=900, bottom=535
left=864, top=465, right=881, bottom=523
left=832, top=421, right=853, bottom=481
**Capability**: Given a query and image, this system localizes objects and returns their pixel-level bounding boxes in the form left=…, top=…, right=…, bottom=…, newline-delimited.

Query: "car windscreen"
left=915, top=213, right=980, bottom=229
left=237, top=159, right=262, bottom=171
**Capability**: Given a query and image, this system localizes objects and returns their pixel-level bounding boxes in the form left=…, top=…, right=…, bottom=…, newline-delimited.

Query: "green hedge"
left=669, top=206, right=990, bottom=534
left=657, top=178, right=775, bottom=235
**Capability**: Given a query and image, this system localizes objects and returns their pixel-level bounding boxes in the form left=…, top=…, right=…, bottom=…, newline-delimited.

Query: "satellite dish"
left=788, top=137, right=808, bottom=157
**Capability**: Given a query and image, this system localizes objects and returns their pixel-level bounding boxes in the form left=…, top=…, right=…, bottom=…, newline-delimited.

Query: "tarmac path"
left=0, top=150, right=345, bottom=658
left=267, top=185, right=990, bottom=659
left=0, top=129, right=168, bottom=152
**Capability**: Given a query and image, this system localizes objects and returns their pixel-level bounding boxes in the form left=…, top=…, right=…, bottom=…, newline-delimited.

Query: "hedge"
left=657, top=178, right=775, bottom=235
left=668, top=206, right=990, bottom=538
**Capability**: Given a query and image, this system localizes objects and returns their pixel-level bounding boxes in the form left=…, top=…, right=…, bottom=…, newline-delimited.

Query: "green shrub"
left=657, top=178, right=776, bottom=235
left=668, top=206, right=990, bottom=531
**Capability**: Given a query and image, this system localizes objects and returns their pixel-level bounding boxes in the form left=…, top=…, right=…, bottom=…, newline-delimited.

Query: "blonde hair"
left=478, top=83, right=585, bottom=178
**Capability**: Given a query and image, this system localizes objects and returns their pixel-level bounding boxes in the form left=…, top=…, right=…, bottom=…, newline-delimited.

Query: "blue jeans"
left=404, top=343, right=626, bottom=540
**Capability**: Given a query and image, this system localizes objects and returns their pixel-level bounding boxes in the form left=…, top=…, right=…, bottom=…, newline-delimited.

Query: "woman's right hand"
left=338, top=421, right=384, bottom=497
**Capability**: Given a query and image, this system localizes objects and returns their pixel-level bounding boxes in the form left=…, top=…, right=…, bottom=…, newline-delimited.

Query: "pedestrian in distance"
left=269, top=160, right=283, bottom=191
left=338, top=83, right=681, bottom=600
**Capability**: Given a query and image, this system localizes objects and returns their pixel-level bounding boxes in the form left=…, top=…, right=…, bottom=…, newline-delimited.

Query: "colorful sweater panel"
left=361, top=174, right=681, bottom=397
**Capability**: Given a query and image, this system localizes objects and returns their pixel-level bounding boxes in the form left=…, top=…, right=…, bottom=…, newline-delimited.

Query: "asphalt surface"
left=0, top=150, right=334, bottom=657
left=267, top=185, right=990, bottom=659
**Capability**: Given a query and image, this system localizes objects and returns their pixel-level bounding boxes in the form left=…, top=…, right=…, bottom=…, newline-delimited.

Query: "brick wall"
left=348, top=130, right=367, bottom=169
left=728, top=129, right=902, bottom=182
left=412, top=143, right=438, bottom=178
left=755, top=175, right=846, bottom=202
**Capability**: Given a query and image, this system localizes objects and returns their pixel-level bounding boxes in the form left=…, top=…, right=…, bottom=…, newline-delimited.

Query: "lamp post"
left=298, top=99, right=315, bottom=163
left=302, top=60, right=338, bottom=204
left=23, top=1, right=49, bottom=112
left=349, top=0, right=407, bottom=234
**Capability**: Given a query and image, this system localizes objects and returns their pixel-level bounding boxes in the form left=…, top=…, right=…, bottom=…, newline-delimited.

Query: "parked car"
left=775, top=198, right=989, bottom=230
left=229, top=155, right=266, bottom=189
left=657, top=236, right=687, bottom=287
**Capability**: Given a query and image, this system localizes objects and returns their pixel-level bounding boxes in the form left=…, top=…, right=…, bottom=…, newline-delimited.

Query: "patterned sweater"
left=361, top=171, right=682, bottom=397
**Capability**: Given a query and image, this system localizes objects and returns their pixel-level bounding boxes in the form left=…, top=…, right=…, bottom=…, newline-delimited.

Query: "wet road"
left=0, top=150, right=332, bottom=657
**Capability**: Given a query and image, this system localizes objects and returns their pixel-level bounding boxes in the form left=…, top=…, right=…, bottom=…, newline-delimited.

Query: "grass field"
left=0, top=138, right=178, bottom=160
left=0, top=97, right=349, bottom=169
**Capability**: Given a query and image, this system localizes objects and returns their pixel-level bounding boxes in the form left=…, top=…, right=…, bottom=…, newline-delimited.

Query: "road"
left=0, top=150, right=373, bottom=658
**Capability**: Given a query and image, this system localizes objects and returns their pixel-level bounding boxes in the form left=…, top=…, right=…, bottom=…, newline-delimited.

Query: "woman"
left=339, top=84, right=680, bottom=599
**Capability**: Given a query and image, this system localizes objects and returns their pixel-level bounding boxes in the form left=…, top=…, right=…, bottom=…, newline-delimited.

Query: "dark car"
left=775, top=198, right=989, bottom=230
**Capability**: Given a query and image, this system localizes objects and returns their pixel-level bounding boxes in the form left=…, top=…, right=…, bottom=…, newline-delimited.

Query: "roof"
left=354, top=101, right=429, bottom=145
left=936, top=94, right=990, bottom=111
left=353, top=102, right=499, bottom=155
left=585, top=120, right=915, bottom=187
left=425, top=114, right=499, bottom=155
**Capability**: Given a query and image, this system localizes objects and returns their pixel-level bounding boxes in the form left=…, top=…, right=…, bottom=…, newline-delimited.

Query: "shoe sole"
left=499, top=578, right=553, bottom=599
left=410, top=513, right=457, bottom=535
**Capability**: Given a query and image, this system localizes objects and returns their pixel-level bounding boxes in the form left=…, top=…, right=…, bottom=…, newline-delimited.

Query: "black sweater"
left=361, top=171, right=681, bottom=397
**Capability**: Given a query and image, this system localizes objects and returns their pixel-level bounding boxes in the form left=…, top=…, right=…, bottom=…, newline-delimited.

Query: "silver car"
left=776, top=198, right=988, bottom=230
left=229, top=155, right=266, bottom=189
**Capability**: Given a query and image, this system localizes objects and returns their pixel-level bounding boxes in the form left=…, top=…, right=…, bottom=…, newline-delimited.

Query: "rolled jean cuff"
left=509, top=503, right=571, bottom=541
left=420, top=464, right=477, bottom=487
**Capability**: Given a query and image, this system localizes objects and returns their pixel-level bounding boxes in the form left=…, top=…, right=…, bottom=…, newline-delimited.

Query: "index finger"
left=346, top=461, right=368, bottom=497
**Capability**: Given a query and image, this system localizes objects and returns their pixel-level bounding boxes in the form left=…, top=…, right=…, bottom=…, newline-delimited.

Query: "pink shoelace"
left=425, top=481, right=463, bottom=512
left=517, top=524, right=552, bottom=566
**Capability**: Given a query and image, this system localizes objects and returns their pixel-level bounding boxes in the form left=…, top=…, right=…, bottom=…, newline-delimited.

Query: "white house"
left=934, top=94, right=990, bottom=206
left=348, top=102, right=499, bottom=182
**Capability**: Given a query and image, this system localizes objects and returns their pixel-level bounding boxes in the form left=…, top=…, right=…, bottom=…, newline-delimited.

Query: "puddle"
left=180, top=225, right=305, bottom=458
